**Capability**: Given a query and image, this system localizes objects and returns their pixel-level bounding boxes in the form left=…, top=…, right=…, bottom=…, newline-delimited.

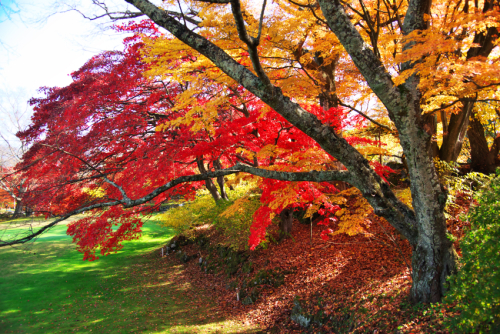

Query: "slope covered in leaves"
left=159, top=199, right=473, bottom=333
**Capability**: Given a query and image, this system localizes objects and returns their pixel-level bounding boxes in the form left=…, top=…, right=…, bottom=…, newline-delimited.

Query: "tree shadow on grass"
left=0, top=221, right=258, bottom=333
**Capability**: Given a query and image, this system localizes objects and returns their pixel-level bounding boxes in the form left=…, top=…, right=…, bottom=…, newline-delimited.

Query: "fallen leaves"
left=161, top=216, right=423, bottom=332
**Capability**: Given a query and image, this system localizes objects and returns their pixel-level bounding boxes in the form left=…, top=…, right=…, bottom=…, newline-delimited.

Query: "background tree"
left=0, top=90, right=33, bottom=217
left=391, top=0, right=500, bottom=170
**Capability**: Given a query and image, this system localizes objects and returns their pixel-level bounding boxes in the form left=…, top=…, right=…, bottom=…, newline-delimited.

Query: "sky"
left=0, top=0, right=129, bottom=95
left=0, top=0, right=133, bottom=161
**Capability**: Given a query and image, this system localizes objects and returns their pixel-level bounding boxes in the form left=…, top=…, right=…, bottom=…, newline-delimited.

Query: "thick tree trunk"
left=396, top=110, right=459, bottom=303
left=411, top=234, right=458, bottom=303
left=406, top=134, right=459, bottom=303
left=468, top=112, right=497, bottom=173
left=398, top=79, right=459, bottom=303
left=279, top=207, right=294, bottom=239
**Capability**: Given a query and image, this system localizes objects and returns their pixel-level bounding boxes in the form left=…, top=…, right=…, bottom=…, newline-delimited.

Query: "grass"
left=0, top=215, right=258, bottom=333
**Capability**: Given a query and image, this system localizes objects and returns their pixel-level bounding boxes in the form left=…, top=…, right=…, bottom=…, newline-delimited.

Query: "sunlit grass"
left=0, top=215, right=258, bottom=333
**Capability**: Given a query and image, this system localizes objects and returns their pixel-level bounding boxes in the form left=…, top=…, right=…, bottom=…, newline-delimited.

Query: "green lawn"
left=0, top=216, right=257, bottom=333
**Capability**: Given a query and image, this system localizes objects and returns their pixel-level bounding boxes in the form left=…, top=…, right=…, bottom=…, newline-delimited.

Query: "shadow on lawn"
left=0, top=221, right=258, bottom=334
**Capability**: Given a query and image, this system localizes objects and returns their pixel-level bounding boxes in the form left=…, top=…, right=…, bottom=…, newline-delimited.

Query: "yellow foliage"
left=268, top=182, right=300, bottom=211
left=395, top=188, right=413, bottom=209
left=392, top=0, right=500, bottom=117
left=82, top=187, right=105, bottom=199
left=159, top=175, right=261, bottom=249
left=220, top=196, right=252, bottom=218
left=303, top=202, right=322, bottom=220
left=330, top=188, right=373, bottom=237
left=357, top=146, right=390, bottom=157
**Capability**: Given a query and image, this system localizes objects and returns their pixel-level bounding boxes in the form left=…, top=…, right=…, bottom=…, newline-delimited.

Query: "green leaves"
left=444, top=170, right=500, bottom=333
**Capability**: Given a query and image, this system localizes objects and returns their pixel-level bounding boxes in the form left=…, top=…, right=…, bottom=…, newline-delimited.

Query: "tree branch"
left=316, top=0, right=403, bottom=119
left=39, top=144, right=132, bottom=205
left=229, top=0, right=273, bottom=88
left=339, top=102, right=392, bottom=130
left=0, top=162, right=353, bottom=247
left=256, top=0, right=268, bottom=43
left=0, top=200, right=122, bottom=247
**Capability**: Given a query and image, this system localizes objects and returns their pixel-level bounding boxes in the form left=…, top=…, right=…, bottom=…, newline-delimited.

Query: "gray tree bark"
left=12, top=199, right=23, bottom=218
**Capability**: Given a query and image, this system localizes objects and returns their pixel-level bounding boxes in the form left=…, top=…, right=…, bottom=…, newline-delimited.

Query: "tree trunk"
left=468, top=112, right=497, bottom=173
left=395, top=105, right=459, bottom=303
left=490, top=135, right=500, bottom=167
left=279, top=207, right=294, bottom=239
left=196, top=156, right=224, bottom=202
left=422, top=113, right=439, bottom=158
left=24, top=206, right=33, bottom=217
left=398, top=80, right=459, bottom=303
left=12, top=199, right=23, bottom=218
left=404, top=129, right=459, bottom=303
left=411, top=234, right=458, bottom=303
left=439, top=100, right=473, bottom=162
left=214, top=159, right=229, bottom=200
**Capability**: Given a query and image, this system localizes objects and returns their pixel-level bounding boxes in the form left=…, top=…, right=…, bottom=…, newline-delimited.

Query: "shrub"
left=444, top=170, right=500, bottom=333
left=159, top=176, right=261, bottom=249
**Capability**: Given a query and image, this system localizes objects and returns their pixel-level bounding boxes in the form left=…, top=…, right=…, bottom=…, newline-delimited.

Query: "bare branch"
left=176, top=0, right=187, bottom=26
left=256, top=0, right=268, bottom=43
left=229, top=0, right=273, bottom=88
left=38, top=144, right=132, bottom=204
left=338, top=102, right=392, bottom=131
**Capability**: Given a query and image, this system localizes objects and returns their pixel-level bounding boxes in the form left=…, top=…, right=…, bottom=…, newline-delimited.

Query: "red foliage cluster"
left=17, top=22, right=390, bottom=259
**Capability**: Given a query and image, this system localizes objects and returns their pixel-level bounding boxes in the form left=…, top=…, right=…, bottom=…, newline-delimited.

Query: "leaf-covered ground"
left=0, top=217, right=259, bottom=333
left=162, top=210, right=469, bottom=333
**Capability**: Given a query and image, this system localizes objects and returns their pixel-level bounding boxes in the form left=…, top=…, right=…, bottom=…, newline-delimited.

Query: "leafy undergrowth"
left=0, top=217, right=259, bottom=333
left=161, top=211, right=471, bottom=333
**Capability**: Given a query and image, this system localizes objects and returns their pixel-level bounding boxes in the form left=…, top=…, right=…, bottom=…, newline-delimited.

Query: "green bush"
left=159, top=176, right=261, bottom=249
left=444, top=170, right=500, bottom=333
